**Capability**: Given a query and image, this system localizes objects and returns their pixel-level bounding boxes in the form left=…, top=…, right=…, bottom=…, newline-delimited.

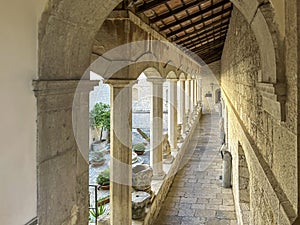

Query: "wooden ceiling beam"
left=191, top=37, right=226, bottom=53
left=199, top=53, right=222, bottom=63
left=200, top=51, right=223, bottom=60
left=182, top=27, right=228, bottom=49
left=195, top=42, right=225, bottom=55
left=196, top=45, right=224, bottom=57
left=203, top=55, right=222, bottom=64
left=135, top=0, right=170, bottom=14
left=189, top=33, right=226, bottom=51
left=165, top=6, right=232, bottom=37
left=160, top=0, right=230, bottom=32
left=150, top=0, right=210, bottom=23
left=194, top=41, right=225, bottom=54
left=174, top=16, right=230, bottom=44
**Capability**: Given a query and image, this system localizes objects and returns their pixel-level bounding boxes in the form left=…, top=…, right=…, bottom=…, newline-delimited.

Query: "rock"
left=132, top=164, right=153, bottom=191
left=132, top=191, right=151, bottom=220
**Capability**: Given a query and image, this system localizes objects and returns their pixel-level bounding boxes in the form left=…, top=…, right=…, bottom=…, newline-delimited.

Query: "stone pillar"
left=106, top=79, right=135, bottom=225
left=193, top=78, right=197, bottom=113
left=167, top=78, right=178, bottom=150
left=190, top=78, right=194, bottom=112
left=148, top=78, right=166, bottom=179
left=33, top=80, right=98, bottom=225
left=198, top=79, right=203, bottom=105
left=185, top=76, right=192, bottom=129
left=194, top=78, right=198, bottom=107
left=178, top=78, right=186, bottom=137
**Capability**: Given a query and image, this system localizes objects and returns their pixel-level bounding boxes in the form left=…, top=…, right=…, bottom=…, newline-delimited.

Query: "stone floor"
left=155, top=113, right=237, bottom=225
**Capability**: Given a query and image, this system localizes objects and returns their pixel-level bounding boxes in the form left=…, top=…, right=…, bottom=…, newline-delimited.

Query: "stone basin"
left=132, top=164, right=153, bottom=191
left=132, top=191, right=151, bottom=220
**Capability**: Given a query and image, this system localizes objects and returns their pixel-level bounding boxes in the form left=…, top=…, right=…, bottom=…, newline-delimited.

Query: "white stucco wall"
left=0, top=0, right=47, bottom=224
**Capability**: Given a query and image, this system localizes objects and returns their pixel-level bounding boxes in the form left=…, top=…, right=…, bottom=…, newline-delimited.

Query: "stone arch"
left=229, top=1, right=286, bottom=121
left=166, top=70, right=177, bottom=80
left=143, top=67, right=163, bottom=79
left=179, top=72, right=186, bottom=80
left=238, top=143, right=251, bottom=225
left=230, top=0, right=284, bottom=83
left=38, top=0, right=123, bottom=79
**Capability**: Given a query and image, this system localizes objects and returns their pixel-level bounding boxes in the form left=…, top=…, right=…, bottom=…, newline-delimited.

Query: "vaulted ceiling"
left=130, top=0, right=233, bottom=64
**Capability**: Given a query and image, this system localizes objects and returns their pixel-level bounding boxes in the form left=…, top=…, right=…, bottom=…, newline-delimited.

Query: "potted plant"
left=133, top=143, right=146, bottom=155
left=97, top=168, right=110, bottom=190
left=90, top=103, right=111, bottom=146
left=90, top=150, right=106, bottom=167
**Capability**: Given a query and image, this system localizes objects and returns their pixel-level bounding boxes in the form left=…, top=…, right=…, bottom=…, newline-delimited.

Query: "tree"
left=89, top=103, right=110, bottom=141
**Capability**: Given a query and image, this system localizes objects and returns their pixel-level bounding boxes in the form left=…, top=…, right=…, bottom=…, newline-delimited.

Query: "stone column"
left=185, top=76, right=192, bottom=130
left=178, top=77, right=186, bottom=138
left=33, top=80, right=98, bottom=225
left=106, top=79, right=135, bottom=225
left=148, top=78, right=165, bottom=179
left=194, top=78, right=198, bottom=108
left=198, top=79, right=203, bottom=105
left=167, top=78, right=178, bottom=150
left=190, top=78, right=194, bottom=112
left=193, top=78, right=197, bottom=112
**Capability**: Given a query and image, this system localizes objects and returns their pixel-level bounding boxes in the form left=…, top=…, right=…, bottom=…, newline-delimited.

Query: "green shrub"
left=89, top=103, right=110, bottom=131
left=133, top=143, right=146, bottom=152
left=97, top=168, right=110, bottom=186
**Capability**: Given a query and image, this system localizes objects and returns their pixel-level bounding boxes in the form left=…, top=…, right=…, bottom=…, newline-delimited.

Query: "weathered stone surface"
left=132, top=191, right=151, bottom=220
left=132, top=164, right=153, bottom=191
left=154, top=114, right=237, bottom=225
left=34, top=80, right=93, bottom=225
left=221, top=6, right=297, bottom=225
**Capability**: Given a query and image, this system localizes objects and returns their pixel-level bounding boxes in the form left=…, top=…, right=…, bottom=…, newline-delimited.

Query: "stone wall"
left=208, top=60, right=221, bottom=84
left=221, top=7, right=297, bottom=225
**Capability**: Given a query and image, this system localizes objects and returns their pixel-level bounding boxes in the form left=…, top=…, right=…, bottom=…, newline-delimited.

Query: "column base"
left=152, top=172, right=166, bottom=180
left=171, top=147, right=178, bottom=152
left=163, top=154, right=174, bottom=164
left=177, top=136, right=184, bottom=143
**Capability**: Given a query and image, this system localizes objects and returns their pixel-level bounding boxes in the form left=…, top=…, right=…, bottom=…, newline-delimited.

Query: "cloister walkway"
left=155, top=113, right=237, bottom=225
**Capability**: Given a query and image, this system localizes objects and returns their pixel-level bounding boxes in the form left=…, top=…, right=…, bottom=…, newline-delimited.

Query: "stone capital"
left=32, top=80, right=99, bottom=96
left=167, top=77, right=178, bottom=82
left=147, top=78, right=165, bottom=84
left=104, top=79, right=137, bottom=87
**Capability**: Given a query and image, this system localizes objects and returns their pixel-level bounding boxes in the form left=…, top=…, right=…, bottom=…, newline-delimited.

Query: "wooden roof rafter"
left=165, top=6, right=232, bottom=38
left=193, top=37, right=226, bottom=53
left=181, top=25, right=228, bottom=48
left=160, top=0, right=230, bottom=33
left=150, top=0, right=210, bottom=23
left=174, top=16, right=230, bottom=44
left=135, top=0, right=170, bottom=14
left=131, top=0, right=233, bottom=64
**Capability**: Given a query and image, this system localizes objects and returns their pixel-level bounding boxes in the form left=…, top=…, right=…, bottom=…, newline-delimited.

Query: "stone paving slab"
left=155, top=114, right=237, bottom=225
